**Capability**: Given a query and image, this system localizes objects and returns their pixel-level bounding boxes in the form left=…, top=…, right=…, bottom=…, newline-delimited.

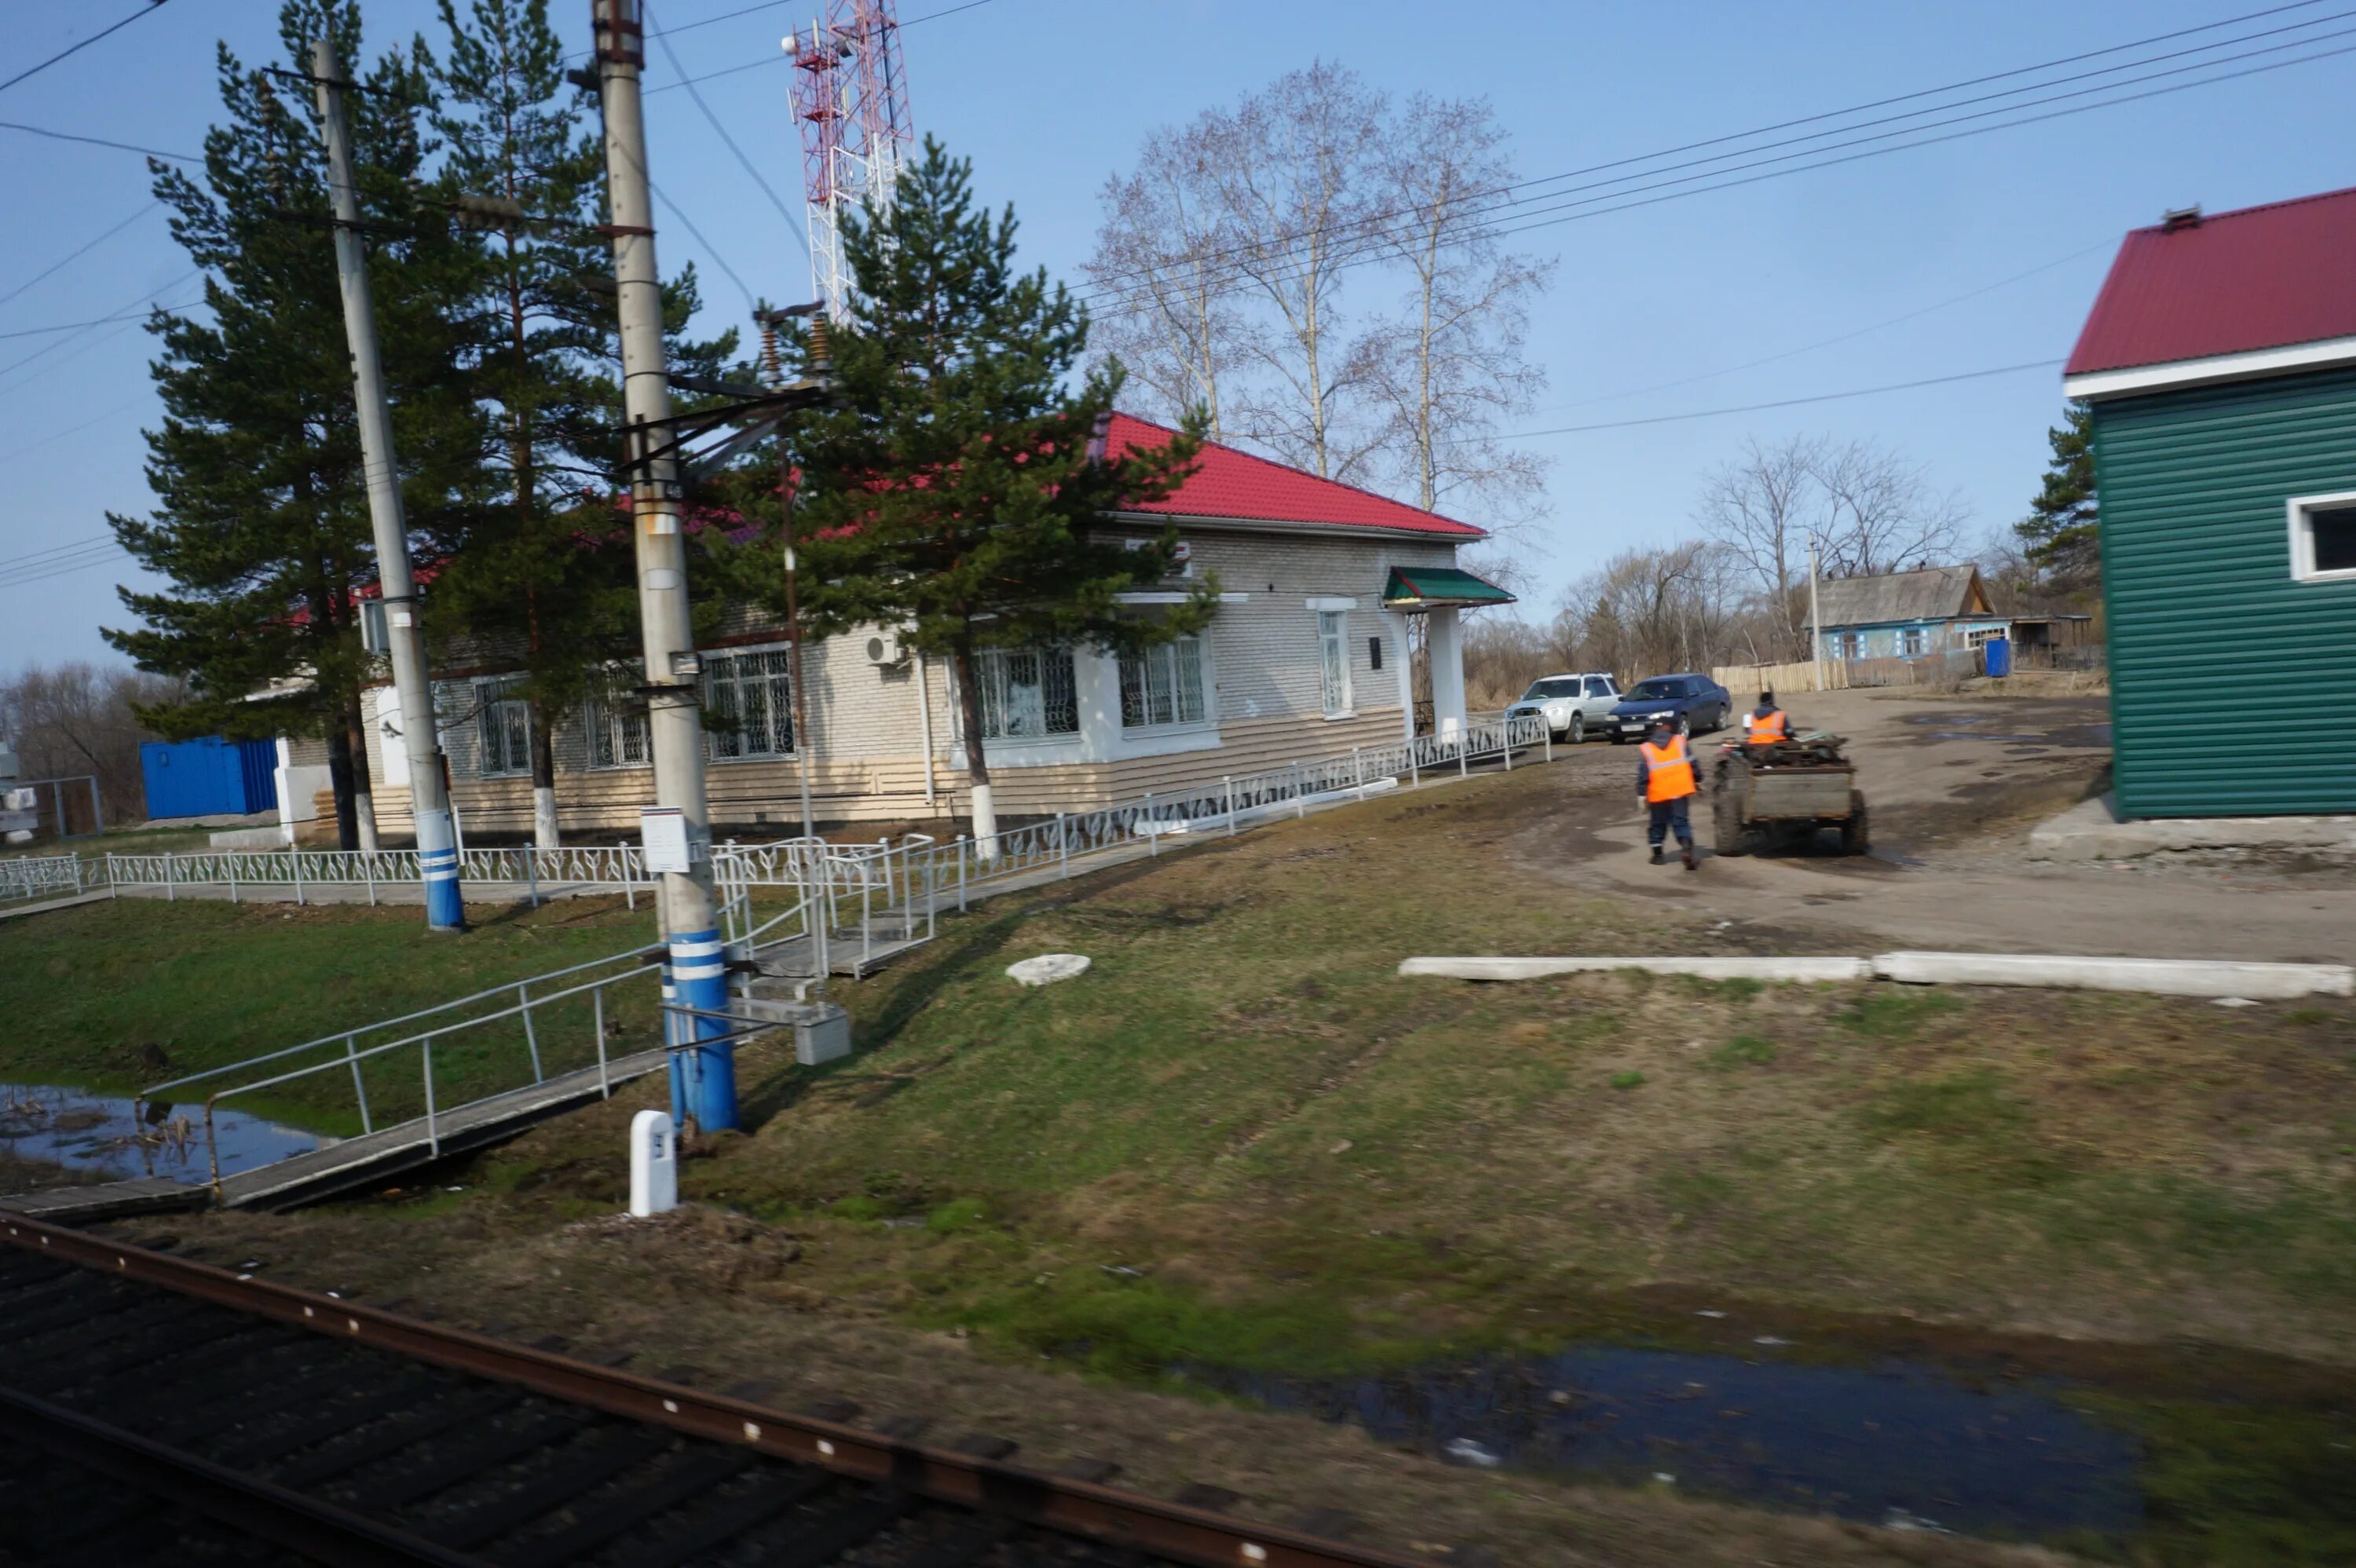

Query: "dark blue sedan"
left=1606, top=673, right=1731, bottom=743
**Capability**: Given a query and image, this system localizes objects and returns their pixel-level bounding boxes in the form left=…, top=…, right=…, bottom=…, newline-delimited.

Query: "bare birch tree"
left=1201, top=61, right=1390, bottom=483
left=1081, top=119, right=1242, bottom=440
left=1695, top=435, right=1826, bottom=658
left=1368, top=93, right=1551, bottom=529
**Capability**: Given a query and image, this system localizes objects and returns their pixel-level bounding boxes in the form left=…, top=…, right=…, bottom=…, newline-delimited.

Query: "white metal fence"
left=0, top=853, right=104, bottom=906
left=26, top=713, right=1550, bottom=924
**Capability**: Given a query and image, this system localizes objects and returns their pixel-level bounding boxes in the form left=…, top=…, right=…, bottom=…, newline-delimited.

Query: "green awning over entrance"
left=1382, top=565, right=1516, bottom=609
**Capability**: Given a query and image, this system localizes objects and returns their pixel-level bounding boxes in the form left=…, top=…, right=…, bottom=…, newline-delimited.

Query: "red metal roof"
left=1103, top=412, right=1484, bottom=538
left=2068, top=186, right=2356, bottom=376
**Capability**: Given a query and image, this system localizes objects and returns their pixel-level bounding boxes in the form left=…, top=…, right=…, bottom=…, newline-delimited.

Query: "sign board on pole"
left=639, top=806, right=691, bottom=874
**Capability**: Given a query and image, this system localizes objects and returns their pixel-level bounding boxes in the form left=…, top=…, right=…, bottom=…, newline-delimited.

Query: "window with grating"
left=1119, top=636, right=1209, bottom=729
left=475, top=681, right=532, bottom=777
left=704, top=647, right=795, bottom=760
left=974, top=647, right=1078, bottom=740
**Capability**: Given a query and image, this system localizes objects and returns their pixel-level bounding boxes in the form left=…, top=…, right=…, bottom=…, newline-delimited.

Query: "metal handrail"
left=141, top=940, right=663, bottom=1104
left=191, top=957, right=664, bottom=1192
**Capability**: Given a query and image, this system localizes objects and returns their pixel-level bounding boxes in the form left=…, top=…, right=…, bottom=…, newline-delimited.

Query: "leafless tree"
left=1553, top=542, right=1743, bottom=682
left=1082, top=121, right=1244, bottom=441
left=1815, top=439, right=1968, bottom=578
left=0, top=662, right=186, bottom=826
left=1695, top=435, right=1826, bottom=658
left=1366, top=93, right=1552, bottom=531
left=1206, top=61, right=1392, bottom=483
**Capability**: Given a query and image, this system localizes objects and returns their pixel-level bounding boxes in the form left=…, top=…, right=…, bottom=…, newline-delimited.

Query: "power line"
left=0, top=119, right=198, bottom=162
left=1494, top=360, right=2065, bottom=440
left=648, top=178, right=759, bottom=310
left=642, top=0, right=996, bottom=95
left=0, top=202, right=162, bottom=310
left=1075, top=30, right=2356, bottom=320
left=0, top=2, right=169, bottom=99
left=1522, top=242, right=2116, bottom=419
left=1074, top=0, right=2341, bottom=307
left=0, top=306, right=160, bottom=341
left=0, top=533, right=116, bottom=572
left=0, top=272, right=202, bottom=390
left=648, top=5, right=810, bottom=257
left=0, top=538, right=130, bottom=591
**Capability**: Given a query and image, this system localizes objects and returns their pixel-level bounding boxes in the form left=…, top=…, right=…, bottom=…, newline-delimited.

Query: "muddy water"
left=0, top=1082, right=319, bottom=1186
left=1186, top=1343, right=2142, bottom=1538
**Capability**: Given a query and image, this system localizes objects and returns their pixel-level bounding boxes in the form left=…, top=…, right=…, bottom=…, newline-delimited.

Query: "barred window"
left=1119, top=636, right=1209, bottom=729
left=973, top=647, right=1078, bottom=740
left=583, top=666, right=649, bottom=770
left=704, top=647, right=795, bottom=760
left=475, top=681, right=532, bottom=778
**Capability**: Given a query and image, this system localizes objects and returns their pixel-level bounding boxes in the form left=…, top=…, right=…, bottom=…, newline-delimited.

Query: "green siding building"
left=2066, top=192, right=2356, bottom=819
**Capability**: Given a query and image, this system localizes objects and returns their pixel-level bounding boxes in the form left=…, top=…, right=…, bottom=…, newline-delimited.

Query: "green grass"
left=0, top=897, right=663, bottom=1129
left=1608, top=1069, right=1647, bottom=1090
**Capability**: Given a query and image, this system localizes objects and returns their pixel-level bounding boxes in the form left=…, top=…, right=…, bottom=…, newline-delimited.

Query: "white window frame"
left=2287, top=489, right=2356, bottom=583
left=474, top=679, right=532, bottom=779
left=1899, top=626, right=1927, bottom=657
left=1316, top=609, right=1353, bottom=718
left=1118, top=634, right=1212, bottom=732
left=1836, top=631, right=1864, bottom=660
left=970, top=645, right=1081, bottom=743
left=703, top=645, right=796, bottom=762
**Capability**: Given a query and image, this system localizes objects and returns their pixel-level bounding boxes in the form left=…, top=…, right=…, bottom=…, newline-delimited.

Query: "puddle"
left=1183, top=1345, right=2142, bottom=1539
left=1927, top=732, right=2048, bottom=744
left=0, top=1082, right=320, bottom=1186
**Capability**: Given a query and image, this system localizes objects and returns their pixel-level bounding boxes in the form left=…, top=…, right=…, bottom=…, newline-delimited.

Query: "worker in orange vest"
left=1637, top=719, right=1699, bottom=870
left=1743, top=690, right=1791, bottom=746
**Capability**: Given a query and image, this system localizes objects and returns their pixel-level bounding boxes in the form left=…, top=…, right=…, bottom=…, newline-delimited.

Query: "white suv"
left=1506, top=672, right=1621, bottom=743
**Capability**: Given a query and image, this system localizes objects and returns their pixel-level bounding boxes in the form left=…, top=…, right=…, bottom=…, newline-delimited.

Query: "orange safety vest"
left=1641, top=735, right=1696, bottom=802
left=1747, top=710, right=1789, bottom=746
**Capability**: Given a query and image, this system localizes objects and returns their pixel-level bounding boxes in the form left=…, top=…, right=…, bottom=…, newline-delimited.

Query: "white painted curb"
left=1870, top=952, right=2354, bottom=999
left=1399, top=952, right=2356, bottom=999
left=1398, top=956, right=1871, bottom=983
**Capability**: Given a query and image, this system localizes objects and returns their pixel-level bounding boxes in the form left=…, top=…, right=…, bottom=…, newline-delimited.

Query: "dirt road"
left=1509, top=685, right=2356, bottom=962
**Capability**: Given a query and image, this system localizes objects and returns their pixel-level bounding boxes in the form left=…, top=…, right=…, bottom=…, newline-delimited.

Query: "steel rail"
left=0, top=1380, right=487, bottom=1567
left=0, top=1212, right=1431, bottom=1568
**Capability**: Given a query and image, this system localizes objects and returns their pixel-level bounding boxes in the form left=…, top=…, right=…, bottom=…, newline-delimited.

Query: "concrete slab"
left=1872, top=951, right=2354, bottom=999
left=1400, top=956, right=1871, bottom=983
left=2029, top=793, right=2356, bottom=861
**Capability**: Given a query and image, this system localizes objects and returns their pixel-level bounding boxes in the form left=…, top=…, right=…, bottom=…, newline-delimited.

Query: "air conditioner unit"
left=864, top=631, right=909, bottom=667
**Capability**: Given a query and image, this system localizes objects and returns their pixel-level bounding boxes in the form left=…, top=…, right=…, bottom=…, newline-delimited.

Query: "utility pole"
left=591, top=0, right=737, bottom=1132
left=1808, top=529, right=1824, bottom=693
left=311, top=37, right=465, bottom=932
left=755, top=304, right=822, bottom=843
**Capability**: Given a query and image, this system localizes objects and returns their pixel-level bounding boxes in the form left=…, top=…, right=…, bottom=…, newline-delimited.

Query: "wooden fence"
left=1710, top=659, right=1851, bottom=696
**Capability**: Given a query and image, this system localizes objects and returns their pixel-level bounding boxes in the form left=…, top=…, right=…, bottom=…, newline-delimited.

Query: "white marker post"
left=629, top=1109, right=678, bottom=1217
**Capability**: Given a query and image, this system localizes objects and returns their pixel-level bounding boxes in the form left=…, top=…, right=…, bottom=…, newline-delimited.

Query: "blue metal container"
left=1984, top=638, right=2013, bottom=678
left=140, top=737, right=280, bottom=821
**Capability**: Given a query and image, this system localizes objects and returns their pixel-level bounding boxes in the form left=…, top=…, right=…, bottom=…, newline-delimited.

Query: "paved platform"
left=0, top=1177, right=211, bottom=1223
left=2030, top=793, right=2356, bottom=861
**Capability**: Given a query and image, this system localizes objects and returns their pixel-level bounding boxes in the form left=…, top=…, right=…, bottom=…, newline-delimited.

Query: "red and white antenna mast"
left=785, top=2, right=913, bottom=324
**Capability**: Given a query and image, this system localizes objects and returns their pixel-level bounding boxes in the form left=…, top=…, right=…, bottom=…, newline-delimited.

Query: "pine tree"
left=2015, top=401, right=2099, bottom=594
left=425, top=0, right=744, bottom=846
left=104, top=0, right=488, bottom=850
left=720, top=140, right=1210, bottom=850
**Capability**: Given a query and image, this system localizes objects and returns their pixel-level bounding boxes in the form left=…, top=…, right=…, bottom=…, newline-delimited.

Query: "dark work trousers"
left=1646, top=796, right=1693, bottom=848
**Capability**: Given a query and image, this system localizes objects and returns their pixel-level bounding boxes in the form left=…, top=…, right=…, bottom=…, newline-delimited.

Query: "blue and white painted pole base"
left=668, top=927, right=739, bottom=1132
left=415, top=806, right=465, bottom=931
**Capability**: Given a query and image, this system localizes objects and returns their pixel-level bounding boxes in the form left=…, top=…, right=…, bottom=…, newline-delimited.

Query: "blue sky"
left=2, top=0, right=2349, bottom=671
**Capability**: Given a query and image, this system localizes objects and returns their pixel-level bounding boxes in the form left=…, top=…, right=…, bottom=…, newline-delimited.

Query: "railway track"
left=0, top=1215, right=1433, bottom=1568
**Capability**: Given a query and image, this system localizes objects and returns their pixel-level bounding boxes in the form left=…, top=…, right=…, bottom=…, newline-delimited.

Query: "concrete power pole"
left=311, top=38, right=465, bottom=932
left=1808, top=530, right=1824, bottom=693
left=591, top=0, right=738, bottom=1132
